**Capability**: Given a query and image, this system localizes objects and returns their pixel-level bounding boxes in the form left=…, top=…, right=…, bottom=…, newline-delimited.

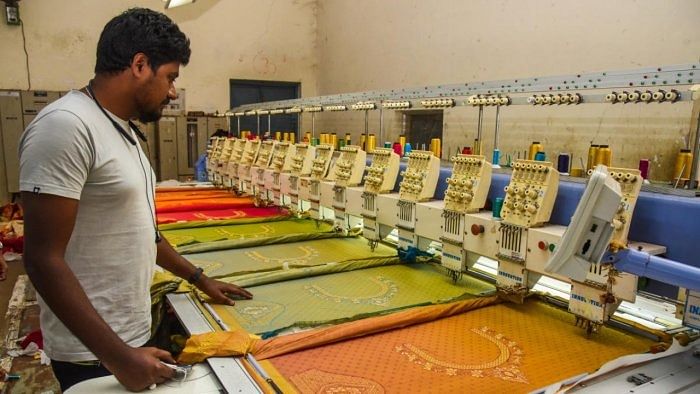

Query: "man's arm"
left=22, top=192, right=174, bottom=391
left=155, top=237, right=252, bottom=304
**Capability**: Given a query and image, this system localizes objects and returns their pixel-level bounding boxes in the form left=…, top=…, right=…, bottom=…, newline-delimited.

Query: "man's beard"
left=137, top=108, right=163, bottom=123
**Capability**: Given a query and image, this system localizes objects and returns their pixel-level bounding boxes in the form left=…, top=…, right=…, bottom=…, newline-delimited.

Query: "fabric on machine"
left=154, top=189, right=238, bottom=202
left=256, top=297, right=654, bottom=394
left=184, top=237, right=399, bottom=278
left=213, top=262, right=495, bottom=337
left=157, top=206, right=290, bottom=229
left=169, top=219, right=350, bottom=253
left=156, top=196, right=255, bottom=214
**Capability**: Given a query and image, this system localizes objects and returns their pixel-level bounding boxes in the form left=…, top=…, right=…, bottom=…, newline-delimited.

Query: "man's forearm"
left=25, top=256, right=130, bottom=363
left=155, top=237, right=199, bottom=281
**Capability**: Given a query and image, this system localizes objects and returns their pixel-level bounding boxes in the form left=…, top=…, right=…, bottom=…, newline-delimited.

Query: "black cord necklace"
left=85, top=81, right=148, bottom=144
left=84, top=81, right=161, bottom=243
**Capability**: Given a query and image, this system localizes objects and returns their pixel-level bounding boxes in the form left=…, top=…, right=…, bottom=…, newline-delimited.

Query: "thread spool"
left=311, top=137, right=319, bottom=146
left=282, top=132, right=289, bottom=142
left=570, top=168, right=584, bottom=177
left=338, top=138, right=346, bottom=149
left=367, top=134, right=376, bottom=153
left=275, top=131, right=282, bottom=141
left=596, top=145, right=612, bottom=166
left=587, top=144, right=599, bottom=170
left=638, top=159, right=650, bottom=180
left=492, top=148, right=501, bottom=166
left=493, top=197, right=504, bottom=219
left=304, top=132, right=311, bottom=143
left=474, top=139, right=482, bottom=155
left=528, top=142, right=543, bottom=160
left=557, top=153, right=571, bottom=174
left=345, top=133, right=352, bottom=146
left=330, top=133, right=338, bottom=149
left=673, top=149, right=693, bottom=180
left=392, top=142, right=402, bottom=156
left=384, top=141, right=392, bottom=148
left=360, top=135, right=366, bottom=150
left=534, top=151, right=546, bottom=161
left=462, top=146, right=472, bottom=155
left=289, top=132, right=295, bottom=144
left=399, top=135, right=406, bottom=156
left=430, top=138, right=442, bottom=158
left=404, top=142, right=412, bottom=156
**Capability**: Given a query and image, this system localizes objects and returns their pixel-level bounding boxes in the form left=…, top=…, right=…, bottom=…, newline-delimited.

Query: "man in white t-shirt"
left=19, top=8, right=252, bottom=392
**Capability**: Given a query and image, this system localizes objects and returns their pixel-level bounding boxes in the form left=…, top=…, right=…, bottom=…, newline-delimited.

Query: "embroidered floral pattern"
left=290, top=369, right=385, bottom=394
left=214, top=224, right=273, bottom=239
left=395, top=326, right=528, bottom=383
left=305, top=276, right=398, bottom=306
left=245, top=246, right=320, bottom=265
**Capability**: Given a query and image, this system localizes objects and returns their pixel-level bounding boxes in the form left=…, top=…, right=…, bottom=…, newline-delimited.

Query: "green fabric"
left=161, top=218, right=346, bottom=253
left=158, top=214, right=290, bottom=231
left=186, top=237, right=399, bottom=278
left=217, top=262, right=495, bottom=337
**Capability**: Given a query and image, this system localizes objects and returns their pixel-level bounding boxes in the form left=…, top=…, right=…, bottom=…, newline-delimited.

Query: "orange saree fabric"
left=155, top=190, right=238, bottom=202
left=156, top=196, right=255, bottom=214
left=257, top=298, right=654, bottom=393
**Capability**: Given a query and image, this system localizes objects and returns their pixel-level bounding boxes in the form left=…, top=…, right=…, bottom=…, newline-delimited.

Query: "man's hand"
left=104, top=347, right=176, bottom=392
left=197, top=277, right=252, bottom=306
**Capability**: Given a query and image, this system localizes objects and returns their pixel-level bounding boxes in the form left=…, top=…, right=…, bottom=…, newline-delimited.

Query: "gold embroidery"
left=231, top=301, right=285, bottom=328
left=193, top=210, right=246, bottom=220
left=305, top=276, right=398, bottom=306
left=395, top=326, right=528, bottom=383
left=214, top=224, right=273, bottom=239
left=290, top=369, right=385, bottom=394
left=245, top=246, right=319, bottom=265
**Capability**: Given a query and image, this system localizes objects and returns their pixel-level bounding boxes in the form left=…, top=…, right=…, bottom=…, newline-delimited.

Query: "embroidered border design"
left=245, top=246, right=320, bottom=265
left=213, top=224, right=273, bottom=239
left=395, top=326, right=528, bottom=383
left=193, top=210, right=246, bottom=220
left=290, top=369, right=385, bottom=394
left=304, top=276, right=398, bottom=306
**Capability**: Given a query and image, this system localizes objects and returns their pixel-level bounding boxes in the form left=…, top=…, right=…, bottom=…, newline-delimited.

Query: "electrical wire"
left=19, top=18, right=31, bottom=90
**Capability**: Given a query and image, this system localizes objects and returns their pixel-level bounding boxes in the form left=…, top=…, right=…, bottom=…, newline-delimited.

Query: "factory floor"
left=0, top=259, right=61, bottom=394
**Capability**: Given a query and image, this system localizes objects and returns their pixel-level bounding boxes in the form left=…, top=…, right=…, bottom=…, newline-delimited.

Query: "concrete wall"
left=313, top=0, right=700, bottom=181
left=0, top=0, right=319, bottom=114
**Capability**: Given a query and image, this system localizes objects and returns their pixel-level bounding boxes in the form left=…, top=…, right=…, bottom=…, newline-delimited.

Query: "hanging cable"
left=19, top=18, right=31, bottom=90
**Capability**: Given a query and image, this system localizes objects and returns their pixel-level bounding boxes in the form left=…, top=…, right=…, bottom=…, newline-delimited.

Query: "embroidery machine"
left=186, top=63, right=700, bottom=392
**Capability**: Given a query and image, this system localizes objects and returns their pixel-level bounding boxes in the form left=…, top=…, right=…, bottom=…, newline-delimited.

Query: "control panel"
left=444, top=154, right=492, bottom=213
left=364, top=148, right=400, bottom=194
left=501, top=160, right=560, bottom=228
left=290, top=143, right=316, bottom=176
left=310, top=144, right=335, bottom=180
left=398, top=150, right=441, bottom=202
left=331, top=145, right=367, bottom=187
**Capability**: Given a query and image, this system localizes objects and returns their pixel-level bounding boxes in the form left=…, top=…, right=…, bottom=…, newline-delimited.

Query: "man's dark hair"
left=95, top=8, right=191, bottom=74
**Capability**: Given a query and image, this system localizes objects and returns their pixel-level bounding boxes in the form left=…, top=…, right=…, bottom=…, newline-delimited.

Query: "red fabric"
left=20, top=330, right=43, bottom=350
left=157, top=207, right=288, bottom=225
left=0, top=236, right=24, bottom=253
left=155, top=197, right=255, bottom=214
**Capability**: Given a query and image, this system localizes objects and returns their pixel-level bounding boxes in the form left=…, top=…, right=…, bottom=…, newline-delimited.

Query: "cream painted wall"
left=0, top=0, right=319, bottom=113
left=313, top=0, right=700, bottom=181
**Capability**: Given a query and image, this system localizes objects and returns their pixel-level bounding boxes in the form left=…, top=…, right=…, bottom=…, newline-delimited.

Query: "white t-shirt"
left=19, top=90, right=157, bottom=362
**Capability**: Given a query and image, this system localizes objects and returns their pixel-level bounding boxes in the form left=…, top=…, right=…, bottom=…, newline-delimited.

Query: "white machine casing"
left=332, top=145, right=366, bottom=187
left=237, top=139, right=261, bottom=182
left=364, top=148, right=400, bottom=194
left=252, top=140, right=277, bottom=192
left=397, top=150, right=441, bottom=251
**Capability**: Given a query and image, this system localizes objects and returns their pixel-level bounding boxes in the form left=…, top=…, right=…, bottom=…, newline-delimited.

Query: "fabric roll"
left=157, top=206, right=290, bottom=229
left=156, top=196, right=255, bottom=214
left=155, top=190, right=238, bottom=202
left=187, top=237, right=398, bottom=278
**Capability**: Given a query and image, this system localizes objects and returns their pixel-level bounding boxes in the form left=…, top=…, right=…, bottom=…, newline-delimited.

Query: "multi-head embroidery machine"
left=191, top=63, right=700, bottom=392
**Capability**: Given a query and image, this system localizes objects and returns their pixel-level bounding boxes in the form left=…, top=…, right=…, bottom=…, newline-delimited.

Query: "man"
left=19, top=8, right=252, bottom=392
